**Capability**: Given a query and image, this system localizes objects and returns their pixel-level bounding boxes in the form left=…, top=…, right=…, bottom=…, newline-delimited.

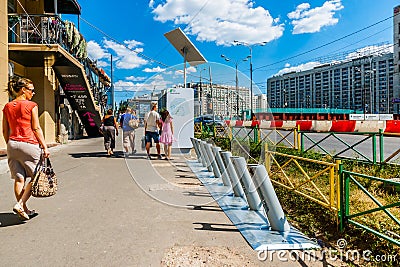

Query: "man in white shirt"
left=144, top=103, right=161, bottom=159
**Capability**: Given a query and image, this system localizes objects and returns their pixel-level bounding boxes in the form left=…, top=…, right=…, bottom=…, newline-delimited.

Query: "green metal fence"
left=300, top=130, right=384, bottom=164
left=339, top=166, right=400, bottom=246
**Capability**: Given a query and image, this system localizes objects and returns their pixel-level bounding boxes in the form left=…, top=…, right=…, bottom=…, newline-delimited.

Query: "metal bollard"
left=231, top=157, right=263, bottom=211
left=212, top=147, right=231, bottom=187
left=194, top=139, right=205, bottom=166
left=190, top=138, right=202, bottom=163
left=199, top=141, right=212, bottom=171
left=249, top=165, right=290, bottom=232
left=220, top=151, right=245, bottom=198
left=196, top=140, right=207, bottom=167
left=205, top=143, right=221, bottom=178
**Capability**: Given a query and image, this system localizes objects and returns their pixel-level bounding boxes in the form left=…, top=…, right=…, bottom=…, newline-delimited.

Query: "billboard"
left=166, top=88, right=194, bottom=149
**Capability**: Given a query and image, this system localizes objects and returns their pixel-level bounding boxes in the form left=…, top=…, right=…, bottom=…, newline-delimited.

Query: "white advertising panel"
left=365, top=114, right=379, bottom=121
left=349, top=114, right=365, bottom=120
left=166, top=88, right=194, bottom=149
left=379, top=114, right=394, bottom=120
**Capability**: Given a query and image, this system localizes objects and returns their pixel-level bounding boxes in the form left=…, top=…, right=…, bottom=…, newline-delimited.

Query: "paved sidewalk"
left=0, top=128, right=338, bottom=266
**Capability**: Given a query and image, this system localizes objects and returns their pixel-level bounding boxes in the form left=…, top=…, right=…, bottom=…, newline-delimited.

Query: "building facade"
left=1, top=0, right=110, bottom=150
left=267, top=5, right=400, bottom=116
left=267, top=53, right=395, bottom=114
left=393, top=5, right=400, bottom=112
left=190, top=82, right=252, bottom=119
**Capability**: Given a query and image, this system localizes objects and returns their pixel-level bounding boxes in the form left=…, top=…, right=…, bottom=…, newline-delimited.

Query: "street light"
left=233, top=40, right=267, bottom=116
left=221, top=54, right=249, bottom=118
left=197, top=67, right=207, bottom=116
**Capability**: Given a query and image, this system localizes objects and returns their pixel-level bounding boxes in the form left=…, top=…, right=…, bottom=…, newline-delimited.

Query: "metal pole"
left=379, top=128, right=384, bottom=163
left=183, top=47, right=187, bottom=88
left=190, top=138, right=202, bottom=163
left=231, top=157, right=263, bottom=211
left=209, top=66, right=215, bottom=135
left=199, top=141, right=212, bottom=170
left=110, top=54, right=114, bottom=111
left=236, top=63, right=239, bottom=118
left=220, top=151, right=245, bottom=198
left=249, top=165, right=291, bottom=232
left=199, top=70, right=202, bottom=116
left=339, top=163, right=345, bottom=231
left=212, top=147, right=231, bottom=187
left=205, top=143, right=221, bottom=178
left=250, top=47, right=253, bottom=114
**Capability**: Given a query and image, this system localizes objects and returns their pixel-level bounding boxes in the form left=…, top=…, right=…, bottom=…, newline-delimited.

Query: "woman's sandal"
left=13, top=203, right=29, bottom=220
left=26, top=210, right=36, bottom=216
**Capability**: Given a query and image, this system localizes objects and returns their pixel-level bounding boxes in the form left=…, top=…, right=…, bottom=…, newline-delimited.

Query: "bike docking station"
left=188, top=137, right=320, bottom=251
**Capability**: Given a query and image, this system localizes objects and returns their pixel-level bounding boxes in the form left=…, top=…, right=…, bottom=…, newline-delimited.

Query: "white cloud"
left=87, top=40, right=109, bottom=61
left=96, top=60, right=108, bottom=68
left=113, top=74, right=173, bottom=94
left=274, top=44, right=393, bottom=77
left=103, top=39, right=148, bottom=69
left=149, top=0, right=155, bottom=8
left=275, top=61, right=321, bottom=76
left=288, top=0, right=344, bottom=34
left=126, top=76, right=147, bottom=81
left=151, top=0, right=284, bottom=46
left=346, top=44, right=394, bottom=59
left=143, top=66, right=166, bottom=73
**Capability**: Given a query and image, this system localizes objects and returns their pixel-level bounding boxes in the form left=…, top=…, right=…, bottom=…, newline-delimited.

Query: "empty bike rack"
left=188, top=137, right=319, bottom=250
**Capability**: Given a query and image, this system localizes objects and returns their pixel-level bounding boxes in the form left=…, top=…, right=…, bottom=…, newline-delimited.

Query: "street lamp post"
left=198, top=67, right=207, bottom=116
left=221, top=54, right=249, bottom=118
left=233, top=40, right=266, bottom=116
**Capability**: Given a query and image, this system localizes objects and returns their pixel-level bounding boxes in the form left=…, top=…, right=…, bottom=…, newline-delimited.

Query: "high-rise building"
left=267, top=53, right=394, bottom=114
left=393, top=5, right=400, bottom=113
left=267, top=6, right=400, bottom=115
left=190, top=83, right=251, bottom=119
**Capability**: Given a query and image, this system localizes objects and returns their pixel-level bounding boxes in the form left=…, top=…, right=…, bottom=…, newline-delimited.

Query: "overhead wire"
left=253, top=14, right=395, bottom=71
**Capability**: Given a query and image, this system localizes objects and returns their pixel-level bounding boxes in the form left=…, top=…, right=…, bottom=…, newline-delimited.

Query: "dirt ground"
left=161, top=246, right=258, bottom=267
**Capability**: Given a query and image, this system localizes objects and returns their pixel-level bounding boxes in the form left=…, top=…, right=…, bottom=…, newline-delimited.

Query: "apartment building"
left=267, top=53, right=394, bottom=114
left=267, top=5, right=400, bottom=116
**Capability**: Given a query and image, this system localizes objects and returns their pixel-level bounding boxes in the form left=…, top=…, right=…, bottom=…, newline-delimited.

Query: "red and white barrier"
left=223, top=119, right=400, bottom=134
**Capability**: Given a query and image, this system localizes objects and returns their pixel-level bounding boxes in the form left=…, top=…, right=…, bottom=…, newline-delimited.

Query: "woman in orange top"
left=2, top=78, right=50, bottom=220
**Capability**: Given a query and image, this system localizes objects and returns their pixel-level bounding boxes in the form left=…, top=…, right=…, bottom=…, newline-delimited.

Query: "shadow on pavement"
left=69, top=152, right=128, bottom=158
left=0, top=212, right=26, bottom=227
left=187, top=205, right=224, bottom=212
left=193, top=222, right=240, bottom=232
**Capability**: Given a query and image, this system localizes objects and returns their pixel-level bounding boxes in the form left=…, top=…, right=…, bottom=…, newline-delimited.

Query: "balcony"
left=8, top=14, right=87, bottom=61
left=8, top=14, right=108, bottom=136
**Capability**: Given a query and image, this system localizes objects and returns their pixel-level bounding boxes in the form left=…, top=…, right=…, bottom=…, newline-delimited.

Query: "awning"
left=44, top=0, right=81, bottom=15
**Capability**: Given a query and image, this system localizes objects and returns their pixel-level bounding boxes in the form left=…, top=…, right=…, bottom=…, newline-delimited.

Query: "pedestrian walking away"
left=144, top=103, right=161, bottom=159
left=121, top=107, right=138, bottom=156
left=101, top=109, right=118, bottom=156
left=159, top=110, right=176, bottom=160
left=2, top=78, right=50, bottom=220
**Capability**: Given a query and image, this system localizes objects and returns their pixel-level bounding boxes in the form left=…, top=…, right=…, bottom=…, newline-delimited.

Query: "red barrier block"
left=330, top=120, right=356, bottom=132
left=235, top=120, right=243, bottom=126
left=270, top=120, right=283, bottom=128
left=296, top=120, right=312, bottom=131
left=251, top=120, right=260, bottom=127
left=384, top=120, right=400, bottom=133
left=225, top=120, right=230, bottom=126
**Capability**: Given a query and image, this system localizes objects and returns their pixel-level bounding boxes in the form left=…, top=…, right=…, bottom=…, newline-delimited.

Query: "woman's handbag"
left=31, top=155, right=57, bottom=197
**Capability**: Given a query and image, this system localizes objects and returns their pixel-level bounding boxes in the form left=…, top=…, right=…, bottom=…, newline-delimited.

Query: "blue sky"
left=64, top=0, right=399, bottom=105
